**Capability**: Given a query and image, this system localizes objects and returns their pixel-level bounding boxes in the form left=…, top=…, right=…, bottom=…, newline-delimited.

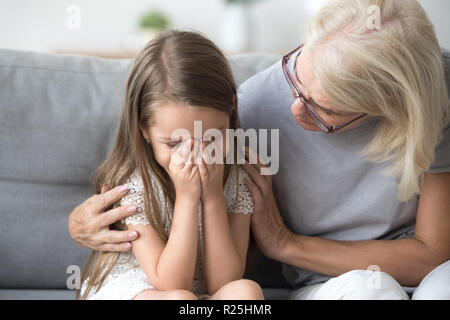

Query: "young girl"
left=78, top=30, right=264, bottom=300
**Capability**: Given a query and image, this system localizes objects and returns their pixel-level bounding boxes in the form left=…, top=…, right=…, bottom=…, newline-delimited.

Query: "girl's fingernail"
left=127, top=206, right=136, bottom=213
left=128, top=231, right=137, bottom=239
left=118, top=185, right=128, bottom=193
left=124, top=243, right=132, bottom=249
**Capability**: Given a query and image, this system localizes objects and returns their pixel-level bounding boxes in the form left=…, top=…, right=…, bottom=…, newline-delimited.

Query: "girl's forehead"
left=150, top=103, right=229, bottom=133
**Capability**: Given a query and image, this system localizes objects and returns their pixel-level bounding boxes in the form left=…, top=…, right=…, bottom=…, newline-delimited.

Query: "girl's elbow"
left=151, top=273, right=194, bottom=292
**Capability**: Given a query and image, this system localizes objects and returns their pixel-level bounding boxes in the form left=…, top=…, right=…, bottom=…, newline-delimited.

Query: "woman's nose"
left=291, top=98, right=307, bottom=117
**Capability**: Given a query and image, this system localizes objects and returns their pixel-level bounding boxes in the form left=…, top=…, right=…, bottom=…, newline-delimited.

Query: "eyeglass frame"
left=282, top=44, right=368, bottom=134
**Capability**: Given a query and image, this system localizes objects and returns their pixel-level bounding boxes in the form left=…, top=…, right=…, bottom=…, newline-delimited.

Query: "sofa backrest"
left=0, top=48, right=285, bottom=290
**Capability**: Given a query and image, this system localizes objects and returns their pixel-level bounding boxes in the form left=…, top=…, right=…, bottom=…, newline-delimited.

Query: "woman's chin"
left=293, top=116, right=320, bottom=132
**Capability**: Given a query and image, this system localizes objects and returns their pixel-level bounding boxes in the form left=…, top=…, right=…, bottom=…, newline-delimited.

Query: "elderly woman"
left=69, top=0, right=450, bottom=299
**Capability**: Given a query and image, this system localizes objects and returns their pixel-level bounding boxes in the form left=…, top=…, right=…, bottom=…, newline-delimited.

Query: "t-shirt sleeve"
left=427, top=124, right=450, bottom=173
left=120, top=173, right=150, bottom=226
left=226, top=166, right=254, bottom=215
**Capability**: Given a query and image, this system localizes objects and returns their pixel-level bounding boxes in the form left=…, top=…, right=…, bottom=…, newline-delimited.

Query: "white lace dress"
left=80, top=165, right=253, bottom=300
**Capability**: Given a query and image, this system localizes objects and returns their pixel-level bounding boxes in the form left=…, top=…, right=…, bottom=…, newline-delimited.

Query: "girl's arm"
left=127, top=195, right=199, bottom=292
left=129, top=139, right=202, bottom=291
left=201, top=197, right=250, bottom=295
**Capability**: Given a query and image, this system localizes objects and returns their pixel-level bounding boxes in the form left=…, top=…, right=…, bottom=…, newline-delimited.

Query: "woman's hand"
left=242, top=147, right=293, bottom=261
left=168, top=138, right=202, bottom=201
left=198, top=141, right=225, bottom=203
left=68, top=184, right=139, bottom=252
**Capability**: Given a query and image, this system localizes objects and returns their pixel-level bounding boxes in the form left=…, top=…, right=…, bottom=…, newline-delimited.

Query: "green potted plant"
left=139, top=10, right=170, bottom=31
left=138, top=10, right=170, bottom=46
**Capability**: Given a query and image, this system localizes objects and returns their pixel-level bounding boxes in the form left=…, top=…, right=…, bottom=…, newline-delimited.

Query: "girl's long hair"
left=78, top=30, right=240, bottom=299
left=304, top=0, right=449, bottom=201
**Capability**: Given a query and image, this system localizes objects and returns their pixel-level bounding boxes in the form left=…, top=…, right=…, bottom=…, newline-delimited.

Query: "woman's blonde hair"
left=304, top=0, right=449, bottom=201
left=78, top=30, right=240, bottom=299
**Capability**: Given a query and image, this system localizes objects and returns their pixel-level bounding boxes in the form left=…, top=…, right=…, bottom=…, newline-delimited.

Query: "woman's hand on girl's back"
left=168, top=138, right=202, bottom=201
left=67, top=184, right=139, bottom=252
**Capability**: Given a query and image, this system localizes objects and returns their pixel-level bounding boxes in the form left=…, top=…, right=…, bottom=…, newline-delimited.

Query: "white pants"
left=290, top=260, right=450, bottom=300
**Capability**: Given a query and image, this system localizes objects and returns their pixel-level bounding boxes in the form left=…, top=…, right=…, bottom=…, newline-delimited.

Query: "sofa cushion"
left=0, top=289, right=76, bottom=300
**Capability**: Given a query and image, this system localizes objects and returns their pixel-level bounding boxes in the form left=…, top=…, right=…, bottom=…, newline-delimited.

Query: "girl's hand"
left=168, top=138, right=201, bottom=201
left=198, top=141, right=225, bottom=203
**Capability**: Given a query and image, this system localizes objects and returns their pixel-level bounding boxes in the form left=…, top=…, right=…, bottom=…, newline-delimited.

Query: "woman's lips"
left=295, top=116, right=314, bottom=126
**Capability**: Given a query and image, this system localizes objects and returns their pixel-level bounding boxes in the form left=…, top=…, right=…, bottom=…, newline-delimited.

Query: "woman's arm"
left=128, top=196, right=199, bottom=292
left=201, top=196, right=248, bottom=295
left=244, top=153, right=450, bottom=287
left=282, top=172, right=450, bottom=287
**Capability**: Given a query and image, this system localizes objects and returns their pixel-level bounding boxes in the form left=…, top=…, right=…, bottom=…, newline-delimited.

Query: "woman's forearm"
left=278, top=234, right=444, bottom=287
left=156, top=196, right=199, bottom=291
left=201, top=196, right=243, bottom=294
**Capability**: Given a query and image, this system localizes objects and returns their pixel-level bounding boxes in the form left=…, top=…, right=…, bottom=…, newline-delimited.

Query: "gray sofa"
left=0, top=48, right=292, bottom=300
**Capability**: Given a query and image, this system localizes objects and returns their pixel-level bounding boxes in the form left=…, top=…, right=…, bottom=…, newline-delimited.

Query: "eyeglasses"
left=282, top=44, right=368, bottom=134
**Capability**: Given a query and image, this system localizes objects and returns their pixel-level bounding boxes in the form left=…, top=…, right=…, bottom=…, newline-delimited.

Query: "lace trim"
left=120, top=170, right=170, bottom=233
left=225, top=166, right=254, bottom=215
left=121, top=166, right=253, bottom=227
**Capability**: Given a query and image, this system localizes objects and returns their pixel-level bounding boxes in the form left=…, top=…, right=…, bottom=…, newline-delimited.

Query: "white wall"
left=0, top=0, right=448, bottom=55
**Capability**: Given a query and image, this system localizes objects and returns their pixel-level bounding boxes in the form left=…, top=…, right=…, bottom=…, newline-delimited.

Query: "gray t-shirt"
left=237, top=53, right=450, bottom=288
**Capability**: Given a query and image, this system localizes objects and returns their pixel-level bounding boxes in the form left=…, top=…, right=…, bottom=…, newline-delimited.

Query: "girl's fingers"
left=185, top=139, right=197, bottom=167
left=203, top=142, right=214, bottom=166
left=194, top=139, right=202, bottom=165
left=215, top=135, right=225, bottom=162
left=191, top=165, right=199, bottom=179
left=101, top=184, right=109, bottom=194
left=171, top=139, right=191, bottom=168
left=182, top=139, right=193, bottom=165
left=191, top=139, right=201, bottom=164
left=199, top=160, right=207, bottom=179
left=184, top=161, right=194, bottom=172
left=199, top=142, right=208, bottom=178
left=170, top=146, right=183, bottom=168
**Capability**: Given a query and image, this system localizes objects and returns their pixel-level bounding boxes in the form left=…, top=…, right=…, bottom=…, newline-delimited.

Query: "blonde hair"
left=78, top=30, right=240, bottom=299
left=304, top=0, right=450, bottom=201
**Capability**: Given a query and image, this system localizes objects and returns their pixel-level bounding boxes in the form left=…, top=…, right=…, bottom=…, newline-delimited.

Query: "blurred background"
left=0, top=0, right=449, bottom=58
